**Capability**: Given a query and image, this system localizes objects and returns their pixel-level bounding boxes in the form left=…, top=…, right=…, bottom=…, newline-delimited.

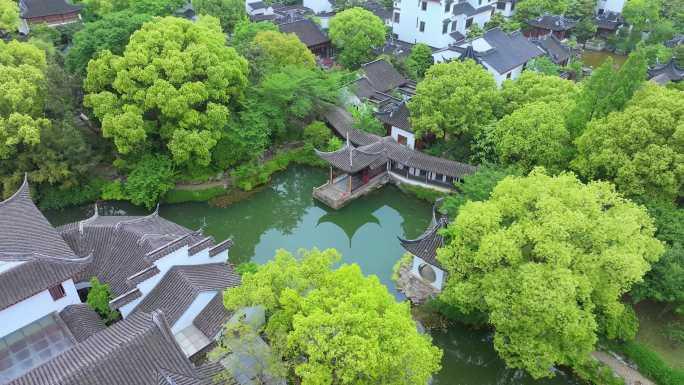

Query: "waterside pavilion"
left=313, top=106, right=477, bottom=209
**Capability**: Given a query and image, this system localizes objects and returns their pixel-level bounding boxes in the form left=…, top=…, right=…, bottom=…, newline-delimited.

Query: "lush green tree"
left=440, top=165, right=522, bottom=217
left=573, top=18, right=598, bottom=41
left=438, top=169, right=664, bottom=378
left=405, top=43, right=433, bottom=79
left=0, top=0, right=19, bottom=33
left=573, top=84, right=684, bottom=203
left=501, top=71, right=578, bottom=115
left=192, top=0, right=247, bottom=33
left=408, top=60, right=500, bottom=140
left=220, top=248, right=443, bottom=385
left=674, top=44, right=684, bottom=67
left=514, top=0, right=568, bottom=22
left=123, top=154, right=176, bottom=209
left=351, top=103, right=384, bottom=135
left=329, top=7, right=386, bottom=69
left=251, top=30, right=316, bottom=73
left=303, top=120, right=332, bottom=149
left=251, top=66, right=342, bottom=140
left=528, top=56, right=561, bottom=75
left=230, top=20, right=278, bottom=55
left=87, top=277, right=120, bottom=324
left=566, top=0, right=595, bottom=19
left=494, top=102, right=573, bottom=172
left=83, top=16, right=249, bottom=168
left=66, top=10, right=153, bottom=75
left=623, top=0, right=661, bottom=31
left=212, top=105, right=271, bottom=169
left=640, top=43, right=673, bottom=66
left=566, top=50, right=647, bottom=135
left=632, top=202, right=684, bottom=315
left=127, top=0, right=186, bottom=16
left=484, top=12, right=521, bottom=32
left=466, top=23, right=483, bottom=39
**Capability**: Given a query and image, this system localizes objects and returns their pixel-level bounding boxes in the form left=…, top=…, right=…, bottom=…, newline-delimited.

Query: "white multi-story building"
left=392, top=0, right=497, bottom=48
left=597, top=0, right=626, bottom=14
left=432, top=27, right=544, bottom=85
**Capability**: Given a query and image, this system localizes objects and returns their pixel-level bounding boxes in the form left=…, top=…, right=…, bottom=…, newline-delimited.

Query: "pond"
left=45, top=166, right=581, bottom=385
left=581, top=50, right=628, bottom=69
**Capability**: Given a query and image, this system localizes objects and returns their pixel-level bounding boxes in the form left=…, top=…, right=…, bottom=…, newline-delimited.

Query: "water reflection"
left=44, top=166, right=581, bottom=385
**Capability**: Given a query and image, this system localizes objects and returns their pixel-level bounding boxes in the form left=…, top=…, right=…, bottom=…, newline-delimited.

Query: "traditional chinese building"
left=314, top=107, right=476, bottom=209
left=396, top=202, right=449, bottom=304
left=18, top=0, right=82, bottom=34
left=0, top=176, right=240, bottom=382
left=524, top=14, right=577, bottom=40
left=648, top=58, right=684, bottom=85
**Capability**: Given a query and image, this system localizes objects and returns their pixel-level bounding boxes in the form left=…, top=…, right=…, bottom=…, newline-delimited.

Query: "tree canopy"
left=514, top=0, right=569, bottom=22
left=83, top=16, right=249, bottom=168
left=328, top=7, right=386, bottom=68
left=220, top=248, right=443, bottom=385
left=231, top=20, right=278, bottom=55
left=408, top=60, right=500, bottom=140
left=405, top=43, right=433, bottom=80
left=437, top=169, right=664, bottom=378
left=573, top=84, right=684, bottom=203
left=0, top=0, right=19, bottom=33
left=250, top=30, right=316, bottom=74
left=501, top=71, right=578, bottom=115
left=66, top=10, right=153, bottom=75
left=494, top=101, right=573, bottom=172
left=192, top=0, right=247, bottom=33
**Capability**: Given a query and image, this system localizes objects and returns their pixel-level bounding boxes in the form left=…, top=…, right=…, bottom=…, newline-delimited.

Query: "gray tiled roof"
left=476, top=28, right=544, bottom=74
left=320, top=108, right=477, bottom=178
left=452, top=2, right=475, bottom=16
left=59, top=212, right=206, bottom=298
left=278, top=19, right=329, bottom=47
left=10, top=311, right=229, bottom=385
left=20, top=0, right=82, bottom=18
left=132, top=263, right=240, bottom=331
left=59, top=304, right=107, bottom=342
left=376, top=101, right=411, bottom=131
left=648, top=58, right=684, bottom=84
left=533, top=35, right=571, bottom=64
left=526, top=14, right=577, bottom=31
left=594, top=11, right=623, bottom=30
left=0, top=178, right=90, bottom=310
left=193, top=292, right=229, bottom=339
left=324, top=106, right=382, bottom=146
left=361, top=59, right=408, bottom=93
left=399, top=211, right=448, bottom=268
left=449, top=30, right=465, bottom=42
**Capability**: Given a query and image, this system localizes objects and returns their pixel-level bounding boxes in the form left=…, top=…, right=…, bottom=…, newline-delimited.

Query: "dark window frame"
left=49, top=284, right=66, bottom=301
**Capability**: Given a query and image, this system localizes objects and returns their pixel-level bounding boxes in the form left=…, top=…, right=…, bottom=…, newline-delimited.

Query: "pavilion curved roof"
left=314, top=142, right=387, bottom=174
left=648, top=58, right=684, bottom=84
left=0, top=177, right=91, bottom=310
left=398, top=206, right=449, bottom=269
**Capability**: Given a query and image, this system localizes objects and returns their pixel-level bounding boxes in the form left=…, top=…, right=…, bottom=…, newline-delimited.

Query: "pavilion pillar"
left=329, top=166, right=333, bottom=185
left=347, top=174, right=352, bottom=193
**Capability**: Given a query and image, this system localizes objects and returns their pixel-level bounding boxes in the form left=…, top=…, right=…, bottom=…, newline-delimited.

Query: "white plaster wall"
left=597, top=0, right=625, bottom=13
left=304, top=0, right=333, bottom=14
left=495, top=1, right=515, bottom=18
left=391, top=127, right=416, bottom=149
left=0, top=279, right=80, bottom=338
left=119, top=245, right=229, bottom=317
left=394, top=0, right=455, bottom=47
left=410, top=256, right=444, bottom=291
left=171, top=291, right=218, bottom=334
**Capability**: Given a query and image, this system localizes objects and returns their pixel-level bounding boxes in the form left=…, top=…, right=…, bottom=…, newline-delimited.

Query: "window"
left=419, top=21, right=425, bottom=32
left=421, top=1, right=427, bottom=10
left=418, top=263, right=437, bottom=283
left=510, top=1, right=515, bottom=10
left=49, top=284, right=66, bottom=301
left=442, top=22, right=449, bottom=34
left=436, top=173, right=444, bottom=181
left=506, top=72, right=512, bottom=79
left=478, top=0, right=482, bottom=5
left=451, top=20, right=457, bottom=31
left=444, top=0, right=451, bottom=12
left=398, top=134, right=408, bottom=145
left=465, top=18, right=473, bottom=28
left=497, top=1, right=505, bottom=9
left=394, top=12, right=400, bottom=22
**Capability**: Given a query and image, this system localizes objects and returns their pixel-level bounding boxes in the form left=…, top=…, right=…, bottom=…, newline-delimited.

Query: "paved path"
left=592, top=351, right=654, bottom=385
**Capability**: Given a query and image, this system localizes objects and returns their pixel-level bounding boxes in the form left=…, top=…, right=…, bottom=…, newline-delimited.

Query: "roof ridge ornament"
left=79, top=202, right=99, bottom=234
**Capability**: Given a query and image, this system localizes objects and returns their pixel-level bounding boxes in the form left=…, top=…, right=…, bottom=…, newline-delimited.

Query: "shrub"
left=398, top=183, right=448, bottom=203
left=235, top=262, right=259, bottom=275
left=38, top=178, right=105, bottom=210
left=606, top=340, right=684, bottom=385
left=101, top=180, right=126, bottom=201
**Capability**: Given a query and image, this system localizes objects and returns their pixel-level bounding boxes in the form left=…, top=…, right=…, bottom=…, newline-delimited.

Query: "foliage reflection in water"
left=45, top=166, right=580, bottom=385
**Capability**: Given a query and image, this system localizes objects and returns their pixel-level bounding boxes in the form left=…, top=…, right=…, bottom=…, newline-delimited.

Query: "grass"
left=634, top=301, right=684, bottom=370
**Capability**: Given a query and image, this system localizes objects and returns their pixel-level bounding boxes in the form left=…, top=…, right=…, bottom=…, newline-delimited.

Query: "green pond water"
left=581, top=51, right=627, bottom=69
left=45, top=166, right=581, bottom=385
